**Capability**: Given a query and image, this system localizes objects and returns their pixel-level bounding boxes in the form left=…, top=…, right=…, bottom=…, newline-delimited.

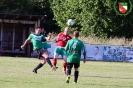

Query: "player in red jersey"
left=52, top=27, right=72, bottom=75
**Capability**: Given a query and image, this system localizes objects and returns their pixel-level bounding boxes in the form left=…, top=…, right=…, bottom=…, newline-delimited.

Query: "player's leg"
left=62, top=49, right=67, bottom=75
left=73, top=63, right=80, bottom=83
left=53, top=53, right=58, bottom=66
left=33, top=58, right=46, bottom=74
left=52, top=47, right=60, bottom=69
left=46, top=58, right=53, bottom=68
left=43, top=50, right=53, bottom=68
left=52, top=53, right=59, bottom=70
left=62, top=56, right=67, bottom=75
left=42, top=42, right=53, bottom=68
left=33, top=49, right=46, bottom=74
left=66, top=63, right=73, bottom=83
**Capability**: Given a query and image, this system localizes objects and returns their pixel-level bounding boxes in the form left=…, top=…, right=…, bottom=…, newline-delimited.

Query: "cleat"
left=66, top=76, right=70, bottom=83
left=74, top=82, right=77, bottom=84
left=52, top=66, right=57, bottom=71
left=51, top=66, right=58, bottom=69
left=33, top=69, right=37, bottom=74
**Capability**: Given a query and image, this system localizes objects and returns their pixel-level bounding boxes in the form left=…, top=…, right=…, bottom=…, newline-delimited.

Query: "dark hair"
left=35, top=27, right=41, bottom=29
left=74, top=31, right=79, bottom=37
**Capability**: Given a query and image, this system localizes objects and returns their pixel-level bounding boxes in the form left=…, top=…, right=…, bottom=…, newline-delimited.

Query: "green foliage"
left=0, top=0, right=34, bottom=14
left=50, top=0, right=133, bottom=38
left=0, top=0, right=133, bottom=38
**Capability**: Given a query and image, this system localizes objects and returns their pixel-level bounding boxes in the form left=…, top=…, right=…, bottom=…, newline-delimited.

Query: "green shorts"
left=54, top=46, right=67, bottom=56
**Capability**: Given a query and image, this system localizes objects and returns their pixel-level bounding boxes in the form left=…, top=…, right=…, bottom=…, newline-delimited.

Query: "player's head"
left=35, top=27, right=41, bottom=34
left=64, top=27, right=70, bottom=35
left=73, top=31, right=79, bottom=38
left=41, top=28, right=46, bottom=34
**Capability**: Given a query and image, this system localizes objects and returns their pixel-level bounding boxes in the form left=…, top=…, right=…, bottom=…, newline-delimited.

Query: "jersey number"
left=72, top=42, right=77, bottom=49
left=62, top=37, right=66, bottom=41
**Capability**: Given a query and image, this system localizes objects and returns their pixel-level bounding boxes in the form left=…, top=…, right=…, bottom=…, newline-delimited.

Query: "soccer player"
left=65, top=31, right=86, bottom=84
left=40, top=28, right=53, bottom=68
left=52, top=27, right=72, bottom=75
left=40, top=28, right=47, bottom=37
left=21, top=27, right=52, bottom=74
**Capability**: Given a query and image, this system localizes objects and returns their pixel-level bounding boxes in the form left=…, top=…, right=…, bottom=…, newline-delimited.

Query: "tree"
left=0, top=0, right=34, bottom=14
left=50, top=0, right=133, bottom=38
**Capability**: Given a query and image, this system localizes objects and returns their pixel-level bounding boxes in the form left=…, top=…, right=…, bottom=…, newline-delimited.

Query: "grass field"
left=0, top=57, right=133, bottom=88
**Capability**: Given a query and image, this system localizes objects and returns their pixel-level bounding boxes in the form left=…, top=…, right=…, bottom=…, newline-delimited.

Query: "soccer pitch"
left=0, top=57, right=133, bottom=88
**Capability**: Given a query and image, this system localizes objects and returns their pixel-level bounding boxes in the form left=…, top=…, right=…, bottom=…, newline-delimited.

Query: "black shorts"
left=67, top=63, right=80, bottom=69
left=33, top=49, right=49, bottom=59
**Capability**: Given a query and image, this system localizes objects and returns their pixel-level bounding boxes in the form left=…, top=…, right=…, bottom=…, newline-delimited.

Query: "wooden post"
left=37, top=18, right=40, bottom=27
left=1, top=23, right=3, bottom=49
left=12, top=25, right=15, bottom=50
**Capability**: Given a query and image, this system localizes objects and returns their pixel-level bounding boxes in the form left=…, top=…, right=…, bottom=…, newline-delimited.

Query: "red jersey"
left=56, top=33, right=72, bottom=47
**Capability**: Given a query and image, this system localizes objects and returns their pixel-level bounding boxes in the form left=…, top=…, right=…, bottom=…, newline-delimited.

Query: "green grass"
left=0, top=57, right=133, bottom=88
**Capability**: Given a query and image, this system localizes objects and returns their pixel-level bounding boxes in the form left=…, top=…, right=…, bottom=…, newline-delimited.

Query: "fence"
left=45, top=42, right=133, bottom=63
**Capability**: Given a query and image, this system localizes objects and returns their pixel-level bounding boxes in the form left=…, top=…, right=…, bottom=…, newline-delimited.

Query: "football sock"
left=34, top=63, right=43, bottom=70
left=74, top=71, right=79, bottom=83
left=53, top=58, right=57, bottom=66
left=63, top=67, right=66, bottom=72
left=67, top=69, right=71, bottom=76
left=46, top=58, right=53, bottom=68
left=63, top=61, right=67, bottom=71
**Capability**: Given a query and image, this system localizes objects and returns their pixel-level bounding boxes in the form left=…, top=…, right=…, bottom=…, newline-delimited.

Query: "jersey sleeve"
left=81, top=42, right=86, bottom=56
left=42, top=35, right=46, bottom=41
left=28, top=34, right=33, bottom=39
left=81, top=42, right=85, bottom=50
left=57, top=33, right=62, bottom=41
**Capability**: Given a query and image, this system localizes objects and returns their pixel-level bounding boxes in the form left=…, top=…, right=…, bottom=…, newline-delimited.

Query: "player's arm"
left=21, top=38, right=31, bottom=49
left=45, top=33, right=52, bottom=40
left=83, top=49, right=86, bottom=63
left=82, top=44, right=86, bottom=63
left=55, top=33, right=62, bottom=42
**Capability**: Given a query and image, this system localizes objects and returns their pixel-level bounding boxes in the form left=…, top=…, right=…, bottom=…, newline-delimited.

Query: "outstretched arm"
left=54, top=33, right=62, bottom=42
left=21, top=38, right=31, bottom=49
left=45, top=33, right=52, bottom=41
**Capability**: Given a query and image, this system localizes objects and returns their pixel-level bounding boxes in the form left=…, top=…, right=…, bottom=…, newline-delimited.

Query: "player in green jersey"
left=65, top=31, right=86, bottom=84
left=40, top=28, right=54, bottom=69
left=21, top=27, right=53, bottom=73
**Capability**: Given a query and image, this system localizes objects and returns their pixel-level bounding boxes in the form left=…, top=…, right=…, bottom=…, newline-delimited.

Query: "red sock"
left=63, top=61, right=67, bottom=71
left=53, top=58, right=57, bottom=66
